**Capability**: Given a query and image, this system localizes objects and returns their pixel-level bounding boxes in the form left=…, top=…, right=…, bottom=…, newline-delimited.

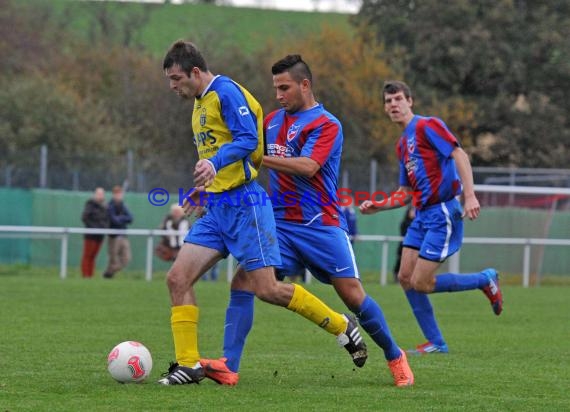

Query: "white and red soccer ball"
left=107, top=341, right=153, bottom=383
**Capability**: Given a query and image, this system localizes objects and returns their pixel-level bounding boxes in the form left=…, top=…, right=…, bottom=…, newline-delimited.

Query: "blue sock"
left=354, top=295, right=401, bottom=361
left=223, top=290, right=254, bottom=372
left=405, top=289, right=445, bottom=346
left=433, top=272, right=488, bottom=293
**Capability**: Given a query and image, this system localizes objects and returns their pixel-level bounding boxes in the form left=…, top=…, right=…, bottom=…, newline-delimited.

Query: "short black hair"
left=163, top=40, right=208, bottom=76
left=271, top=54, right=313, bottom=84
left=382, top=80, right=412, bottom=102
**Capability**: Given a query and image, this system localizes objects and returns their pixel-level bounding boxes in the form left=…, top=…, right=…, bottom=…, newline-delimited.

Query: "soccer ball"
left=107, top=341, right=153, bottom=383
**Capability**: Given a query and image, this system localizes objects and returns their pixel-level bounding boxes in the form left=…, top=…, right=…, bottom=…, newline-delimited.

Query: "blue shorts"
left=184, top=181, right=281, bottom=272
left=275, top=220, right=359, bottom=284
left=403, top=198, right=463, bottom=262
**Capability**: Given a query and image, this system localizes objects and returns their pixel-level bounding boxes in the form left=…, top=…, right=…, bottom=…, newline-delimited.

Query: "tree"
left=0, top=0, right=195, bottom=190
left=50, top=42, right=198, bottom=190
left=79, top=0, right=152, bottom=47
left=354, top=0, right=570, bottom=167
left=0, top=0, right=69, bottom=75
left=0, top=75, right=127, bottom=187
left=212, top=25, right=478, bottom=191
left=220, top=27, right=401, bottom=163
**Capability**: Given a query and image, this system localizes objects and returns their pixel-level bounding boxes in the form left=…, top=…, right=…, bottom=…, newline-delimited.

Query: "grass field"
left=1, top=267, right=568, bottom=411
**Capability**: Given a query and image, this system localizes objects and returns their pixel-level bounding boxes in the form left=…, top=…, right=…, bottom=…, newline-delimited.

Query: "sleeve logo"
left=238, top=106, right=250, bottom=116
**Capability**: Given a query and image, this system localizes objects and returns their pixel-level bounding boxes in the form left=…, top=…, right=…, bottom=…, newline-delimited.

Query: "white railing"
left=0, top=225, right=233, bottom=283
left=0, top=225, right=569, bottom=287
left=357, top=234, right=570, bottom=287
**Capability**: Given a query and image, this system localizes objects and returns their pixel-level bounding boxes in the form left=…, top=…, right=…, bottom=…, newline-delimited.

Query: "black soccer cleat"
left=157, top=361, right=205, bottom=385
left=336, top=314, right=368, bottom=367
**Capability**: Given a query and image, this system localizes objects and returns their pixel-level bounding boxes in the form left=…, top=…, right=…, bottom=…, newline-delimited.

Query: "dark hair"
left=271, top=54, right=313, bottom=84
left=163, top=40, right=208, bottom=76
left=382, top=80, right=412, bottom=102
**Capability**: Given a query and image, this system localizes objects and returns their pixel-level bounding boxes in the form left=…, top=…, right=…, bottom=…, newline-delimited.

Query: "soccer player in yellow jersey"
left=158, top=40, right=366, bottom=385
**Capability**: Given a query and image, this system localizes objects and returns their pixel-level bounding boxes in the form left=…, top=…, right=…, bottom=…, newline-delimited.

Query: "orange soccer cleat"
left=387, top=349, right=414, bottom=387
left=199, top=357, right=239, bottom=386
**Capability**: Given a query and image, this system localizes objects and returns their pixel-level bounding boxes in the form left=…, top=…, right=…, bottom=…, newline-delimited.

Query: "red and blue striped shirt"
left=397, top=115, right=462, bottom=209
left=264, top=104, right=347, bottom=229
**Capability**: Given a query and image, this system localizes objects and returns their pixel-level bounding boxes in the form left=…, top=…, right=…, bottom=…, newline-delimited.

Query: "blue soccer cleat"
left=481, top=268, right=503, bottom=315
left=407, top=341, right=449, bottom=355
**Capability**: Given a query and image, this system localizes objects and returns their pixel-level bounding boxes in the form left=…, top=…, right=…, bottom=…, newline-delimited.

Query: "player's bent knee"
left=333, top=280, right=366, bottom=310
left=254, top=288, right=278, bottom=304
left=255, top=282, right=293, bottom=307
left=166, top=268, right=186, bottom=292
left=411, top=278, right=434, bottom=293
left=342, top=295, right=364, bottom=312
left=231, top=272, right=253, bottom=291
left=398, top=272, right=412, bottom=288
left=165, top=271, right=177, bottom=291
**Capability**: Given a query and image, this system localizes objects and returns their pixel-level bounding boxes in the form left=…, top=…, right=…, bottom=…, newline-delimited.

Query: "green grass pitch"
left=0, top=268, right=568, bottom=411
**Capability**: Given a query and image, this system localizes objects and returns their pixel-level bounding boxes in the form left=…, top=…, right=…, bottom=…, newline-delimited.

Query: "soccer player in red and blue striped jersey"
left=203, top=55, right=414, bottom=387
left=264, top=94, right=344, bottom=228
left=361, top=80, right=503, bottom=355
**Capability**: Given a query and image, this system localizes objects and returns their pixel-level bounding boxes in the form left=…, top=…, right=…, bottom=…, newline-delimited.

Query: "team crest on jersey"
left=200, top=108, right=207, bottom=127
left=287, top=124, right=301, bottom=141
left=407, top=136, right=416, bottom=153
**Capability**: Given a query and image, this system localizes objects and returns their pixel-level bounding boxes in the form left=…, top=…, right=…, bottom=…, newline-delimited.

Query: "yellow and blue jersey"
left=192, top=75, right=264, bottom=193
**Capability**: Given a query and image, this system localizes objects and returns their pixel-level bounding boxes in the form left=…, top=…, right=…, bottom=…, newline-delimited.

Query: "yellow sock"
left=286, top=284, right=347, bottom=336
left=171, top=305, right=200, bottom=367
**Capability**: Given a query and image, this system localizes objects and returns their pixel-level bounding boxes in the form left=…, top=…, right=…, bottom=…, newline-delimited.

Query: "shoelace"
left=161, top=361, right=178, bottom=377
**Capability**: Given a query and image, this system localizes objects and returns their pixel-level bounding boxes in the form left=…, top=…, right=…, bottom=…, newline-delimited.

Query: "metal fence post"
left=523, top=243, right=531, bottom=288
left=226, top=255, right=234, bottom=282
left=448, top=252, right=460, bottom=273
left=380, top=239, right=389, bottom=286
left=72, top=171, right=79, bottom=191
left=60, top=230, right=68, bottom=280
left=369, top=159, right=377, bottom=195
left=127, top=150, right=134, bottom=191
left=342, top=170, right=349, bottom=190
left=39, top=144, right=48, bottom=188
left=145, top=234, right=154, bottom=281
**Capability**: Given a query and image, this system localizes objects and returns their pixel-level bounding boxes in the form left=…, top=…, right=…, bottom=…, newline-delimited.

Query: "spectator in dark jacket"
left=103, top=185, right=133, bottom=279
left=81, top=187, right=109, bottom=278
